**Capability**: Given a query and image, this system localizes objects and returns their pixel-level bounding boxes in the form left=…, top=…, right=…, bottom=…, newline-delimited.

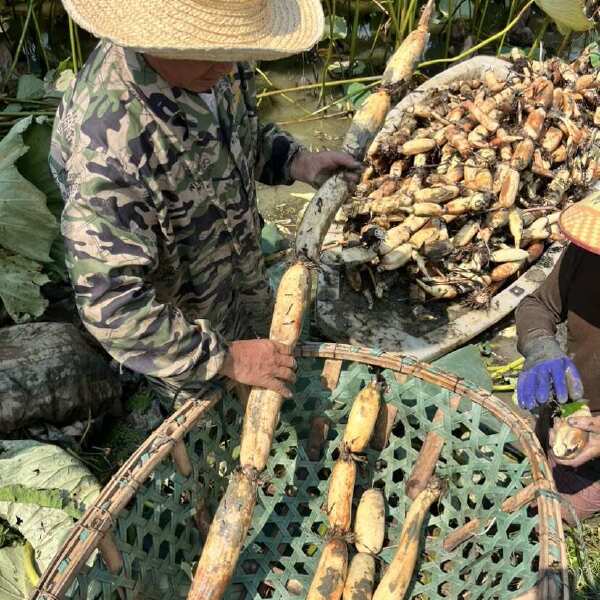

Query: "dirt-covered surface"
left=256, top=63, right=351, bottom=232
left=253, top=66, right=524, bottom=379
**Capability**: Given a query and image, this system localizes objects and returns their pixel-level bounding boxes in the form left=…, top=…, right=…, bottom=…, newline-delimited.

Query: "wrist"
left=288, top=146, right=309, bottom=183
left=218, top=348, right=234, bottom=379
left=521, top=335, right=564, bottom=367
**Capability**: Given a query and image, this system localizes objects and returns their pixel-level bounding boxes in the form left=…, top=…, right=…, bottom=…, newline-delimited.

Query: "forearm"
left=77, top=282, right=227, bottom=387
left=256, top=122, right=303, bottom=186
left=516, top=248, right=571, bottom=354
left=515, top=295, right=560, bottom=354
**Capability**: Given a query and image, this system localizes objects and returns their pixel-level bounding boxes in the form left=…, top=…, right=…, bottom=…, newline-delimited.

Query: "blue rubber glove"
left=517, top=336, right=584, bottom=411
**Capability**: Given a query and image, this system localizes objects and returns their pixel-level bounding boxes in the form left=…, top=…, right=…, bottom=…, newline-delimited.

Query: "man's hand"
left=290, top=150, right=362, bottom=189
left=219, top=339, right=297, bottom=398
left=551, top=415, right=600, bottom=467
left=517, top=336, right=584, bottom=410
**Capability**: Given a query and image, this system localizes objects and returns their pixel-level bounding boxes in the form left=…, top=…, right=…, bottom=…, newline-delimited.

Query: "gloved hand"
left=517, top=336, right=584, bottom=410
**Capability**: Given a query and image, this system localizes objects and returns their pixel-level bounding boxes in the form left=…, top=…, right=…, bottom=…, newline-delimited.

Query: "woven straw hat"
left=559, top=190, right=600, bottom=254
left=61, top=0, right=325, bottom=61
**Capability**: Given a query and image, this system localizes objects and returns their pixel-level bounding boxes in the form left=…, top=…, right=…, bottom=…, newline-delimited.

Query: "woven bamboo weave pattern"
left=34, top=344, right=567, bottom=600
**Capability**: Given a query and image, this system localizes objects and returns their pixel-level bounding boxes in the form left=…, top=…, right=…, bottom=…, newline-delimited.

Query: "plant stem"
left=557, top=31, right=572, bottom=58
left=320, top=0, right=336, bottom=103
left=527, top=17, right=549, bottom=59
left=367, top=13, right=386, bottom=69
left=419, top=0, right=534, bottom=69
left=497, top=0, right=519, bottom=56
left=0, top=110, right=55, bottom=117
left=386, top=0, right=402, bottom=46
left=310, top=79, right=380, bottom=118
left=255, top=67, right=312, bottom=115
left=5, top=0, right=35, bottom=85
left=0, top=96, right=58, bottom=105
left=476, top=0, right=491, bottom=40
left=276, top=110, right=350, bottom=127
left=257, top=75, right=380, bottom=99
left=348, top=0, right=361, bottom=75
left=74, top=20, right=83, bottom=66
left=445, top=0, right=454, bottom=58
left=31, top=5, right=50, bottom=73
left=399, top=0, right=418, bottom=40
left=68, top=15, right=78, bottom=73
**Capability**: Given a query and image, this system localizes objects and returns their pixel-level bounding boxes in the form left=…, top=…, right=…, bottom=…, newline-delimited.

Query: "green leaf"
left=346, top=82, right=372, bottom=108
left=321, top=15, right=348, bottom=41
left=438, top=0, right=472, bottom=20
left=0, top=441, right=101, bottom=573
left=0, top=117, right=58, bottom=262
left=534, top=0, right=593, bottom=32
left=0, top=250, right=49, bottom=323
left=2, top=104, right=22, bottom=114
left=16, top=118, right=63, bottom=221
left=559, top=401, right=588, bottom=418
left=0, top=546, right=33, bottom=600
left=50, top=69, right=75, bottom=96
left=56, top=57, right=73, bottom=74
left=16, top=75, right=44, bottom=101
left=0, top=118, right=34, bottom=169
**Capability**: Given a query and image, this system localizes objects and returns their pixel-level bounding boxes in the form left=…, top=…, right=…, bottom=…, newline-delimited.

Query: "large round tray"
left=32, top=343, right=568, bottom=600
left=315, top=56, right=597, bottom=360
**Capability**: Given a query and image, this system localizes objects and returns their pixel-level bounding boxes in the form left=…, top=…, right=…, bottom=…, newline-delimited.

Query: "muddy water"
left=255, top=63, right=352, bottom=233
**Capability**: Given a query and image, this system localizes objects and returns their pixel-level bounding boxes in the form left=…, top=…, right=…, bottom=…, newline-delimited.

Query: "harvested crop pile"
left=341, top=52, right=600, bottom=308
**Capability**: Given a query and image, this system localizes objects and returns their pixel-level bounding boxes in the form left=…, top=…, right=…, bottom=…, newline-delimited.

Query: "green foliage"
left=567, top=522, right=600, bottom=598
left=560, top=401, right=589, bottom=418
left=16, top=75, right=45, bottom=101
left=0, top=116, right=61, bottom=321
left=100, top=423, right=146, bottom=466
left=321, top=14, right=348, bottom=41
left=0, top=520, right=22, bottom=549
left=346, top=81, right=372, bottom=107
left=534, top=0, right=594, bottom=33
left=0, top=441, right=100, bottom=578
left=0, top=545, right=33, bottom=600
left=0, top=250, right=49, bottom=322
left=0, top=117, right=57, bottom=263
left=125, top=388, right=154, bottom=413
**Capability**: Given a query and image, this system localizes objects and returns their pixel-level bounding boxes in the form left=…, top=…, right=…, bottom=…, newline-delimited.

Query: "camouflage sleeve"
left=255, top=121, right=304, bottom=186
left=242, top=64, right=304, bottom=186
left=237, top=249, right=274, bottom=338
left=60, top=153, right=227, bottom=390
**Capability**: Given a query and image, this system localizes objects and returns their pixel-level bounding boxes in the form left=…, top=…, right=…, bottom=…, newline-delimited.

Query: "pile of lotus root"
left=341, top=52, right=600, bottom=309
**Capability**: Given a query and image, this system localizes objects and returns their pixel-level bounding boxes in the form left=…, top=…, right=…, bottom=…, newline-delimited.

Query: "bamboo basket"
left=32, top=343, right=569, bottom=600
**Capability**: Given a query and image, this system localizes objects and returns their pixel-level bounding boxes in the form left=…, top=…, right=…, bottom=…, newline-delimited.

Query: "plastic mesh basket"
left=33, top=343, right=568, bottom=600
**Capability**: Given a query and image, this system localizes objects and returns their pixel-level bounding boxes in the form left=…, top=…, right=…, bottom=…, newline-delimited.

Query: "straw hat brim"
left=559, top=191, right=600, bottom=255
left=62, top=0, right=325, bottom=62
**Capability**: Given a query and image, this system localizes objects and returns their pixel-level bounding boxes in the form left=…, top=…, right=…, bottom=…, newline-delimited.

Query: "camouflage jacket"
left=50, top=41, right=301, bottom=396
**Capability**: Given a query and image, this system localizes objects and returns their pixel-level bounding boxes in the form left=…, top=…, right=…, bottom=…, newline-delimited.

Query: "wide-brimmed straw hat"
left=61, top=0, right=325, bottom=61
left=559, top=190, right=600, bottom=254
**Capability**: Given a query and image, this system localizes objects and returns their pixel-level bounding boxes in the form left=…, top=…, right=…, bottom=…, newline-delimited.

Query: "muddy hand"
left=219, top=339, right=297, bottom=398
left=551, top=415, right=600, bottom=467
left=290, top=150, right=362, bottom=189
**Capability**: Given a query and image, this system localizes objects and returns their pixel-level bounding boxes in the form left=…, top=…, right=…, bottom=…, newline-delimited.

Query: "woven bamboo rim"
left=31, top=343, right=569, bottom=600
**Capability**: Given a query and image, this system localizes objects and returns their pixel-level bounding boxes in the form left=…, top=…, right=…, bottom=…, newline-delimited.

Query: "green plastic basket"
left=32, top=343, right=568, bottom=600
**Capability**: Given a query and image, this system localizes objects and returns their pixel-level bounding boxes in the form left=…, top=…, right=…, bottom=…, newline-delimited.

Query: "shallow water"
left=255, top=62, right=351, bottom=232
